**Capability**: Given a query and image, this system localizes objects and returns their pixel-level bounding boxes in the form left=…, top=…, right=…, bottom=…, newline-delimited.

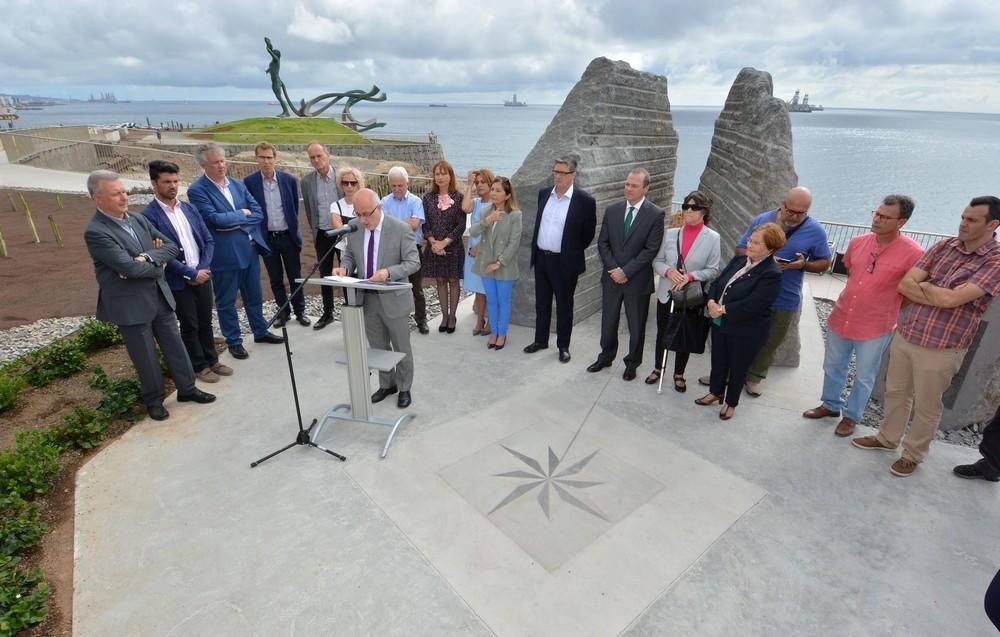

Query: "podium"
left=299, top=276, right=416, bottom=458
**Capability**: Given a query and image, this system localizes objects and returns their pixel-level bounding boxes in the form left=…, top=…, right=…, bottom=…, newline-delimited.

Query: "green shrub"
left=0, top=431, right=61, bottom=499
left=0, top=375, right=23, bottom=413
left=0, top=555, right=50, bottom=635
left=88, top=368, right=143, bottom=421
left=75, top=318, right=123, bottom=351
left=0, top=495, right=47, bottom=558
left=51, top=405, right=109, bottom=452
left=23, top=340, right=86, bottom=388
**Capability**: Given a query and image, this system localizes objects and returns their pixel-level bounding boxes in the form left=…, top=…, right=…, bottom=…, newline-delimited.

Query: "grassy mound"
left=195, top=117, right=368, bottom=145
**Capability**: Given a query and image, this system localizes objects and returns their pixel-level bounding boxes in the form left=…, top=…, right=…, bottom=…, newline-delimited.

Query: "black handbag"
left=669, top=232, right=705, bottom=308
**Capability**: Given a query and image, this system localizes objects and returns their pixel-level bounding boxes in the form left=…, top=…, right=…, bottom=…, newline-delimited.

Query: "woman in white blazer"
left=646, top=191, right=721, bottom=391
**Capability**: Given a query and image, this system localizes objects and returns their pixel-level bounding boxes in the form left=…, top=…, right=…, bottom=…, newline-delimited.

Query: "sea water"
left=11, top=101, right=1000, bottom=235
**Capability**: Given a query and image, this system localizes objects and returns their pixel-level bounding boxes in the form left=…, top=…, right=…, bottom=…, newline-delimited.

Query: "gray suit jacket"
left=597, top=199, right=665, bottom=296
left=470, top=207, right=522, bottom=281
left=340, top=215, right=421, bottom=319
left=300, top=167, right=339, bottom=232
left=84, top=210, right=179, bottom=325
left=652, top=225, right=722, bottom=304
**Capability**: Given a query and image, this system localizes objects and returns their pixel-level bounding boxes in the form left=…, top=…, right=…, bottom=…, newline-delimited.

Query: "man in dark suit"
left=141, top=160, right=233, bottom=384
left=333, top=188, right=421, bottom=408
left=589, top=168, right=665, bottom=380
left=523, top=156, right=597, bottom=363
left=244, top=142, right=310, bottom=327
left=84, top=170, right=215, bottom=421
left=300, top=142, right=341, bottom=330
left=187, top=143, right=283, bottom=360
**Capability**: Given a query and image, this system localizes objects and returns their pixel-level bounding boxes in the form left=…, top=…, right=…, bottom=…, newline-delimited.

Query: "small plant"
left=88, top=368, right=143, bottom=421
left=23, top=339, right=86, bottom=387
left=0, top=375, right=23, bottom=413
left=51, top=405, right=109, bottom=452
left=0, top=495, right=47, bottom=558
left=0, top=431, right=61, bottom=499
left=74, top=319, right=123, bottom=352
left=0, top=555, right=51, bottom=635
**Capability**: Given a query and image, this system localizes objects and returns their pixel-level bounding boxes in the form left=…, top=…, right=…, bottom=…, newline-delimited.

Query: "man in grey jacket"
left=83, top=170, right=215, bottom=421
left=333, top=188, right=421, bottom=408
left=300, top=142, right=340, bottom=329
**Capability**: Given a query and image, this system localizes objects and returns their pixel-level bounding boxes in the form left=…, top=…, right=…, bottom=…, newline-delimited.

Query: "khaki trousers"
left=876, top=333, right=966, bottom=463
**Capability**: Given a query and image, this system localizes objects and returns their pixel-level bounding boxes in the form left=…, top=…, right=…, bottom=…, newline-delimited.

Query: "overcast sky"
left=2, top=0, right=998, bottom=113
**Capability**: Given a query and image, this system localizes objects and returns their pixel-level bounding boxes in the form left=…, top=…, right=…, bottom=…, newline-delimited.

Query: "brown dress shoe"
left=803, top=404, right=840, bottom=419
left=834, top=417, right=856, bottom=437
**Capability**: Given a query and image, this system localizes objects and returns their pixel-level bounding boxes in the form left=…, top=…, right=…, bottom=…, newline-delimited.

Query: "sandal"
left=644, top=369, right=662, bottom=385
left=673, top=375, right=687, bottom=393
left=694, top=393, right=722, bottom=406
left=719, top=404, right=735, bottom=420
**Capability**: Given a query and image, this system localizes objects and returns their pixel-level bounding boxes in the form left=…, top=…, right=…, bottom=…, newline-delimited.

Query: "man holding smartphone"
left=700, top=186, right=831, bottom=396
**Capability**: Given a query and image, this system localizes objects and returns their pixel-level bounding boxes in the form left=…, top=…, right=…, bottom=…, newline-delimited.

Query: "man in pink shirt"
left=803, top=195, right=923, bottom=436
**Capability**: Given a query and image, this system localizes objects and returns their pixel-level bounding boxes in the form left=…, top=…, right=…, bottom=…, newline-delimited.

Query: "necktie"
left=366, top=230, right=375, bottom=278
left=623, top=206, right=636, bottom=236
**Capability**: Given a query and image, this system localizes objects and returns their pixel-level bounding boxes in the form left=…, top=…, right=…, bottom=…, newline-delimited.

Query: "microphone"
left=324, top=219, right=360, bottom=238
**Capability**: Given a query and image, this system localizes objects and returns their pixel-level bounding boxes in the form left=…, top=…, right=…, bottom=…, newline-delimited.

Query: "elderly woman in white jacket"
left=645, top=190, right=721, bottom=392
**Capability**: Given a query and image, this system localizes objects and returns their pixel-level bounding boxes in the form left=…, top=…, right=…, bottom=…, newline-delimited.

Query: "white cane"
left=656, top=347, right=668, bottom=394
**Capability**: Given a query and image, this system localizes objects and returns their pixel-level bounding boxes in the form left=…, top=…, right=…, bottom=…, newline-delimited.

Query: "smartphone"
left=775, top=257, right=793, bottom=264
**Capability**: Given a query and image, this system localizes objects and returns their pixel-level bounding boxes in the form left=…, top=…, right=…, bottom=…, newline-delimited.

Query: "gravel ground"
left=813, top=298, right=985, bottom=448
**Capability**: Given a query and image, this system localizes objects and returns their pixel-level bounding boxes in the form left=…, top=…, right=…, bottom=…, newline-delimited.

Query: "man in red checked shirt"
left=852, top=196, right=1000, bottom=477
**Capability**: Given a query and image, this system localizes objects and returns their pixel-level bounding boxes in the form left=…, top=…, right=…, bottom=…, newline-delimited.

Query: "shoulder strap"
left=676, top=230, right=685, bottom=272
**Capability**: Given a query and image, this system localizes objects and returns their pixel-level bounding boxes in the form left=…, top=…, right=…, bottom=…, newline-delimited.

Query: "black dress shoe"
left=177, top=388, right=216, bottom=404
left=397, top=391, right=412, bottom=408
left=148, top=404, right=169, bottom=420
left=417, top=321, right=430, bottom=335
left=623, top=366, right=637, bottom=381
left=296, top=315, right=311, bottom=327
left=523, top=342, right=549, bottom=354
left=371, top=386, right=398, bottom=403
left=313, top=314, right=334, bottom=330
left=954, top=458, right=1000, bottom=482
left=273, top=314, right=288, bottom=328
left=228, top=344, right=249, bottom=359
left=254, top=332, right=285, bottom=344
left=559, top=349, right=571, bottom=363
left=587, top=359, right=611, bottom=373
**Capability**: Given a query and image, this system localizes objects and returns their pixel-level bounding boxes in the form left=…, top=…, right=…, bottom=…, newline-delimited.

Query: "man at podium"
left=333, top=189, right=421, bottom=408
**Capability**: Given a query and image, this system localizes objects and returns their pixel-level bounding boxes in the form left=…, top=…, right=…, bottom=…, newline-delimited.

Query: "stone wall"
left=510, top=57, right=679, bottom=329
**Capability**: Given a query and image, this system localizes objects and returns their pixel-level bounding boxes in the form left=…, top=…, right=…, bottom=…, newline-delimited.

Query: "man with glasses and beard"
left=802, top=195, right=923, bottom=437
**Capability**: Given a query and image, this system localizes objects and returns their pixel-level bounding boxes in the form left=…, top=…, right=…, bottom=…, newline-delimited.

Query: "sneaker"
left=852, top=435, right=896, bottom=451
left=196, top=368, right=220, bottom=383
left=697, top=375, right=711, bottom=387
left=890, top=458, right=918, bottom=477
left=744, top=381, right=762, bottom=397
left=210, top=362, right=234, bottom=376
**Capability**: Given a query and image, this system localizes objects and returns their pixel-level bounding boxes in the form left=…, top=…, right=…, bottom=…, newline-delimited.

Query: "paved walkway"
left=72, top=281, right=998, bottom=636
left=0, top=150, right=147, bottom=193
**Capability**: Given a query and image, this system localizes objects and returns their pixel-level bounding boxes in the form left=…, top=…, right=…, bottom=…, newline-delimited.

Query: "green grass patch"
left=195, top=117, right=369, bottom=145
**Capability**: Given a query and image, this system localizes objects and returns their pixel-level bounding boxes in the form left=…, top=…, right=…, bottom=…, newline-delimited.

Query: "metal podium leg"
left=341, top=305, right=372, bottom=420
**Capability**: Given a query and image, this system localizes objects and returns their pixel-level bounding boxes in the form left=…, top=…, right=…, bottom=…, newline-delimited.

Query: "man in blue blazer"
left=524, top=156, right=597, bottom=363
left=187, top=143, right=283, bottom=360
left=243, top=142, right=310, bottom=327
left=141, top=160, right=233, bottom=383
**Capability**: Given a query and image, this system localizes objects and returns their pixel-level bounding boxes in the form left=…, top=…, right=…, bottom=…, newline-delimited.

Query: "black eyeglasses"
left=341, top=180, right=359, bottom=187
left=552, top=169, right=575, bottom=176
left=867, top=251, right=878, bottom=273
left=681, top=204, right=706, bottom=211
left=355, top=203, right=381, bottom=218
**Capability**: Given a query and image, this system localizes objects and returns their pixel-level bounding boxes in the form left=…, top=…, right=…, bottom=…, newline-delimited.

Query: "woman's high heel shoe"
left=719, top=405, right=735, bottom=420
left=446, top=316, right=457, bottom=334
left=694, top=393, right=722, bottom=406
left=494, top=336, right=506, bottom=351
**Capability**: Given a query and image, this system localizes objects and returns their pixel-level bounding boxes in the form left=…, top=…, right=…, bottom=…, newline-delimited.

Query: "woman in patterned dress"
left=461, top=167, right=496, bottom=335
left=422, top=160, right=466, bottom=333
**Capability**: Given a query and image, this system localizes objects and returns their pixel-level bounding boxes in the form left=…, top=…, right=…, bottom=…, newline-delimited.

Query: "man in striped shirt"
left=853, top=196, right=1000, bottom=477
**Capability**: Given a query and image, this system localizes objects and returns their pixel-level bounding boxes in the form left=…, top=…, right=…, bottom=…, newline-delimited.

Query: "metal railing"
left=819, top=220, right=954, bottom=254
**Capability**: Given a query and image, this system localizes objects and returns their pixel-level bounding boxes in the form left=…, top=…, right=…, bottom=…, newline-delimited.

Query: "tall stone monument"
left=510, top=57, right=679, bottom=328
left=698, top=67, right=797, bottom=257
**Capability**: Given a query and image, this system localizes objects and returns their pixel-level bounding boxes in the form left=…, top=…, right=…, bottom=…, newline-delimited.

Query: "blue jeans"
left=213, top=259, right=268, bottom=345
left=483, top=278, right=515, bottom=337
left=820, top=329, right=893, bottom=421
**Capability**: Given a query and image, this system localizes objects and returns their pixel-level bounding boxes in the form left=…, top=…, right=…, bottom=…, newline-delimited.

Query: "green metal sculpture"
left=264, top=37, right=387, bottom=132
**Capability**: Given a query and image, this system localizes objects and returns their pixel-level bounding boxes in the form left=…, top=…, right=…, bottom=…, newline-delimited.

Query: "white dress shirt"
left=536, top=185, right=574, bottom=252
left=362, top=215, right=385, bottom=279
left=156, top=198, right=201, bottom=267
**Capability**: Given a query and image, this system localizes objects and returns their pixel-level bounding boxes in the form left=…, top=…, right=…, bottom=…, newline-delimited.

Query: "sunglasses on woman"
left=681, top=204, right=706, bottom=211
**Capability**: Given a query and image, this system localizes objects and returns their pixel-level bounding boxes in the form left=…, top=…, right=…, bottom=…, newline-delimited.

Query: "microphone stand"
left=250, top=225, right=358, bottom=468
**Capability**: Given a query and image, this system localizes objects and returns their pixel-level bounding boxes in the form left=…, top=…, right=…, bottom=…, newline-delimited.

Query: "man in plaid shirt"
left=852, top=196, right=1000, bottom=477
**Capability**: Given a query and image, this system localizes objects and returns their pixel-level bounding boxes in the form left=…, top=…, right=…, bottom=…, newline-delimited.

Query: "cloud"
left=0, top=0, right=997, bottom=112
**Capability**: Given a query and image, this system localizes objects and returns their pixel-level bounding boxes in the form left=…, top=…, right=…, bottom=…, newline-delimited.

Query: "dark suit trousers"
left=410, top=248, right=426, bottom=323
left=709, top=325, right=768, bottom=408
left=262, top=231, right=305, bottom=317
left=533, top=251, right=579, bottom=349
left=121, top=293, right=196, bottom=406
left=599, top=280, right=651, bottom=368
left=173, top=280, right=218, bottom=372
left=315, top=230, right=337, bottom=315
